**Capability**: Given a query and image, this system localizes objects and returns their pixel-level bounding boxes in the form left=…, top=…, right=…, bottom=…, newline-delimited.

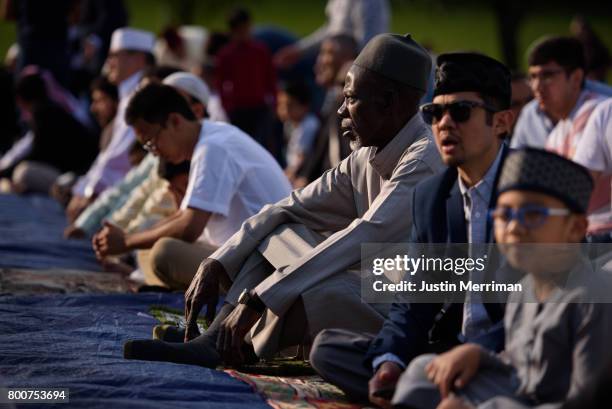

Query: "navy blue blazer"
left=364, top=144, right=509, bottom=369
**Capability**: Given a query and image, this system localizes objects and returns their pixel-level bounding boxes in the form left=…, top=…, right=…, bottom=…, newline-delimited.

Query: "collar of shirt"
left=118, top=70, right=144, bottom=101
left=457, top=144, right=504, bottom=205
left=532, top=101, right=555, bottom=132
left=369, top=112, right=427, bottom=180
left=534, top=89, right=596, bottom=129
left=565, top=89, right=593, bottom=121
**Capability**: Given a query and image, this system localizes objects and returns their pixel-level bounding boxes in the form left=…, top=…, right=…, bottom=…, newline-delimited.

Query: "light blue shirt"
left=511, top=79, right=612, bottom=149
left=372, top=147, right=504, bottom=371
left=458, top=146, right=504, bottom=339
left=74, top=154, right=159, bottom=236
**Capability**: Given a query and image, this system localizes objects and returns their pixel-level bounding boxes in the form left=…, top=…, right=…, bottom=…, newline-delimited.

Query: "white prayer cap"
left=163, top=72, right=210, bottom=106
left=110, top=28, right=155, bottom=53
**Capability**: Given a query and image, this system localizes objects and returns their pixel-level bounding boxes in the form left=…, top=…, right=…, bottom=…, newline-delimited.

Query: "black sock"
left=152, top=325, right=185, bottom=342
left=123, top=335, right=221, bottom=368
left=123, top=304, right=235, bottom=367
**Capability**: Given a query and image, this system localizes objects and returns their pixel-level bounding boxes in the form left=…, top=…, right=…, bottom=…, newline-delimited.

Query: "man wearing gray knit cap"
left=123, top=33, right=443, bottom=369
left=309, top=51, right=515, bottom=407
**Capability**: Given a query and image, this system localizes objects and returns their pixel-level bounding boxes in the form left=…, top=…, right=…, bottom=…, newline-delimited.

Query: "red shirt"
left=215, top=39, right=277, bottom=113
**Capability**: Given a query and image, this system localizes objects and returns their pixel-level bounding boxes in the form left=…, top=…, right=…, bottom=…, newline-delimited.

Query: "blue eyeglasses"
left=489, top=205, right=570, bottom=229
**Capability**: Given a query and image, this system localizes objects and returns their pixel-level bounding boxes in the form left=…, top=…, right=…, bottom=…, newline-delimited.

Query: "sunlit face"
left=90, top=89, right=117, bottom=127
left=106, top=50, right=143, bottom=85
left=431, top=92, right=502, bottom=168
left=510, top=78, right=532, bottom=129
left=494, top=189, right=587, bottom=275
left=315, top=39, right=344, bottom=87
left=131, top=116, right=185, bottom=164
left=276, top=91, right=308, bottom=123
left=337, top=66, right=388, bottom=149
left=527, top=61, right=582, bottom=118
left=494, top=190, right=581, bottom=244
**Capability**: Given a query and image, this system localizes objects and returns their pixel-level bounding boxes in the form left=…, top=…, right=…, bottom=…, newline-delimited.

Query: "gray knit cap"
left=497, top=148, right=594, bottom=213
left=352, top=33, right=431, bottom=92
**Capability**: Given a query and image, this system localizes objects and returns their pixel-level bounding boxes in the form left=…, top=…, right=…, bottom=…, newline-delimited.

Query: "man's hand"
left=368, top=361, right=403, bottom=409
left=66, top=195, right=92, bottom=223
left=292, top=176, right=309, bottom=189
left=92, top=221, right=127, bottom=259
left=217, top=303, right=263, bottom=366
left=184, top=258, right=226, bottom=341
left=436, top=394, right=475, bottom=409
left=64, top=224, right=86, bottom=239
left=425, top=344, right=482, bottom=399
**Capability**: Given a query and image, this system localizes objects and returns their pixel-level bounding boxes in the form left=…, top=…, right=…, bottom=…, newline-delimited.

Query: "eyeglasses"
left=141, top=125, right=164, bottom=153
left=527, top=69, right=564, bottom=85
left=420, top=100, right=498, bottom=125
left=489, top=205, right=570, bottom=229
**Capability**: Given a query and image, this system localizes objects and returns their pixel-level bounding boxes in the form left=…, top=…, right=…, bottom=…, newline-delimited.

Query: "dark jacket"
left=28, top=102, right=98, bottom=174
left=364, top=144, right=510, bottom=369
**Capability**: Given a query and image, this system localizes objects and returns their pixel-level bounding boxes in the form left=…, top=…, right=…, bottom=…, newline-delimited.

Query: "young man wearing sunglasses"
left=310, top=52, right=514, bottom=407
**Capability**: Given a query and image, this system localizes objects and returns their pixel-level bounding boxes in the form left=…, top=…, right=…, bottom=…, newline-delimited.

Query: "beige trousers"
left=139, top=238, right=218, bottom=290
left=227, top=223, right=388, bottom=359
left=12, top=161, right=61, bottom=194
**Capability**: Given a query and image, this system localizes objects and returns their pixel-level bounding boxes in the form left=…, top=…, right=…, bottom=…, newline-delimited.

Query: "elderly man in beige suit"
left=123, top=33, right=444, bottom=368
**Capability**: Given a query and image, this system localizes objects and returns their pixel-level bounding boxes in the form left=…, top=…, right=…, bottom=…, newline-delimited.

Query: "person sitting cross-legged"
left=121, top=33, right=443, bottom=369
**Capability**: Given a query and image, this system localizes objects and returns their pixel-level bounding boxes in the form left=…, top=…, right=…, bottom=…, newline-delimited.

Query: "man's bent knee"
left=309, top=329, right=336, bottom=375
left=150, top=237, right=183, bottom=285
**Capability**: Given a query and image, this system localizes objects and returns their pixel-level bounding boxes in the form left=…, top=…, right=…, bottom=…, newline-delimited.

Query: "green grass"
left=1, top=0, right=611, bottom=77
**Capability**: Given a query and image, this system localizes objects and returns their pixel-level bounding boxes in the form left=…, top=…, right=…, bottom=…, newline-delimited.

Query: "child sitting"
left=276, top=81, right=320, bottom=185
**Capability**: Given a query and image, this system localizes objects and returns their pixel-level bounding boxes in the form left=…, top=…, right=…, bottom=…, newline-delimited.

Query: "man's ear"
left=168, top=112, right=182, bottom=128
left=493, top=109, right=514, bottom=137
left=568, top=214, right=588, bottom=242
left=192, top=103, right=206, bottom=120
left=379, top=89, right=396, bottom=110
left=569, top=68, right=585, bottom=90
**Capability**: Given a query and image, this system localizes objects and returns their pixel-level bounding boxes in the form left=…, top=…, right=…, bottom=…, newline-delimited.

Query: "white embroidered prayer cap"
left=110, top=28, right=155, bottom=53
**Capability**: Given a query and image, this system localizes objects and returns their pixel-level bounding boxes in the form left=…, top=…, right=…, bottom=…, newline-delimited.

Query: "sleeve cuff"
left=478, top=349, right=510, bottom=372
left=182, top=197, right=229, bottom=217
left=372, top=353, right=406, bottom=372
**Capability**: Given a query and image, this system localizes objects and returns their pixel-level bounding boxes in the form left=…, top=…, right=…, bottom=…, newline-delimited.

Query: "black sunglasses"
left=420, top=100, right=499, bottom=125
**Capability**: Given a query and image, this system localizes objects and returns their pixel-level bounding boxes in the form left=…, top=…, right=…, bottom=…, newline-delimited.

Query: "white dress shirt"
left=73, top=71, right=142, bottom=197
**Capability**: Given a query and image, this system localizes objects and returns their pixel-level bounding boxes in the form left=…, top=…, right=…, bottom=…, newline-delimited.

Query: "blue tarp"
left=0, top=194, right=100, bottom=271
left=0, top=292, right=269, bottom=408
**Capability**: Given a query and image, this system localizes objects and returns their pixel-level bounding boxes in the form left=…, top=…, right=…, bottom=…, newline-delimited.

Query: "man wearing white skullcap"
left=67, top=28, right=156, bottom=222
left=66, top=72, right=211, bottom=244
left=162, top=72, right=210, bottom=120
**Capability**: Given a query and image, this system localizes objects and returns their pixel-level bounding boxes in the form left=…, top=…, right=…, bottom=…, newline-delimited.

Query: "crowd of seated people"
left=2, top=3, right=612, bottom=408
